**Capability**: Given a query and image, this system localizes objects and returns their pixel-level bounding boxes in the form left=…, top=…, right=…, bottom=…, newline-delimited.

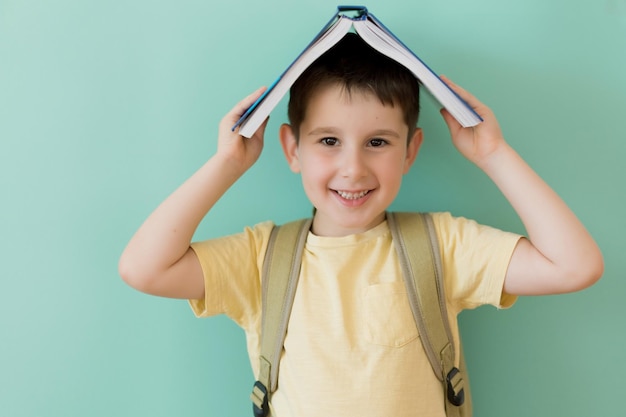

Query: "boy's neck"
left=310, top=211, right=387, bottom=237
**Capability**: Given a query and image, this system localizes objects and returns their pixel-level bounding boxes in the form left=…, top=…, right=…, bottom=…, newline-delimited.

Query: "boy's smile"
left=280, top=84, right=422, bottom=237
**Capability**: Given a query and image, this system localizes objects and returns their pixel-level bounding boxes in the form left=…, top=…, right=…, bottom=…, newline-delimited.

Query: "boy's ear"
left=403, top=127, right=423, bottom=174
left=279, top=123, right=301, bottom=173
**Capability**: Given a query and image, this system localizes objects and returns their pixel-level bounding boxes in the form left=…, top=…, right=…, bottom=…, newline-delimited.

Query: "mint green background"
left=1, top=0, right=624, bottom=416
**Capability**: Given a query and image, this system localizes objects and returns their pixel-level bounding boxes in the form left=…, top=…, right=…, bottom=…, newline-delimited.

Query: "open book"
left=233, top=6, right=482, bottom=138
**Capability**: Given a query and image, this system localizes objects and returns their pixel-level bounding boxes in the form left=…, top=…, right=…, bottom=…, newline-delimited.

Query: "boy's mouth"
left=335, top=190, right=371, bottom=200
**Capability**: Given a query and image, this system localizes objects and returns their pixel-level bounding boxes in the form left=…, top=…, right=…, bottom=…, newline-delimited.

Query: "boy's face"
left=280, top=84, right=422, bottom=237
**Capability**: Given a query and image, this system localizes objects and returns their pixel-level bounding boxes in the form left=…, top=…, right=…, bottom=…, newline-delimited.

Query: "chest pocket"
left=363, top=282, right=419, bottom=348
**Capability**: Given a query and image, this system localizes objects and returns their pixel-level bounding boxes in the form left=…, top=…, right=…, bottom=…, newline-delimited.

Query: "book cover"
left=233, top=6, right=482, bottom=138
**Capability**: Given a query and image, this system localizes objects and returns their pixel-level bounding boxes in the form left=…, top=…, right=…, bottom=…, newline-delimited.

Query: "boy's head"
left=279, top=33, right=423, bottom=237
left=287, top=33, right=421, bottom=140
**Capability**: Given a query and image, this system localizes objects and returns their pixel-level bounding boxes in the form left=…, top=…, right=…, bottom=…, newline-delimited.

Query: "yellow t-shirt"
left=189, top=212, right=521, bottom=417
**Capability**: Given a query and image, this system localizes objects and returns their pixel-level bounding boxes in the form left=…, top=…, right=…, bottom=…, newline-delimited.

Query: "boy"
left=119, top=34, right=603, bottom=416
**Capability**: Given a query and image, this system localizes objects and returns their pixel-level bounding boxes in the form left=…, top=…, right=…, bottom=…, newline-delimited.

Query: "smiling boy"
left=119, top=34, right=603, bottom=416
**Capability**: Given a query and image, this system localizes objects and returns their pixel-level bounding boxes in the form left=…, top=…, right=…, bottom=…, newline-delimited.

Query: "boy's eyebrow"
left=306, top=127, right=401, bottom=138
left=305, top=127, right=341, bottom=136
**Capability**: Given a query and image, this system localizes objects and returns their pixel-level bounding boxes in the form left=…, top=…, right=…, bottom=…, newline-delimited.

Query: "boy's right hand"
left=119, top=87, right=271, bottom=300
left=217, top=87, right=269, bottom=173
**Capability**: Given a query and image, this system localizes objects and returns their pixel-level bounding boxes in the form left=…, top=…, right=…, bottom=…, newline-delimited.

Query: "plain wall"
left=1, top=0, right=624, bottom=416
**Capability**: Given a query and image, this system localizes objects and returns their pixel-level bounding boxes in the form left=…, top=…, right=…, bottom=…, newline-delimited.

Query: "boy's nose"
left=339, top=149, right=368, bottom=179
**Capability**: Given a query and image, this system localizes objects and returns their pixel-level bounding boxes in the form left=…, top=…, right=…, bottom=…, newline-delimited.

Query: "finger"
left=440, top=75, right=466, bottom=94
left=229, top=86, right=268, bottom=120
left=251, top=116, right=270, bottom=141
left=444, top=75, right=483, bottom=103
left=439, top=107, right=462, bottom=136
left=440, top=75, right=491, bottom=119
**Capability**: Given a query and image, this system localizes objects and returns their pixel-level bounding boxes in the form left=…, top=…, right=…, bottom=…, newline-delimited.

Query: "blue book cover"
left=233, top=5, right=482, bottom=138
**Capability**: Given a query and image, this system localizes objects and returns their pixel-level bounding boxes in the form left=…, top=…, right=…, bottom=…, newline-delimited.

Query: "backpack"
left=251, top=212, right=471, bottom=417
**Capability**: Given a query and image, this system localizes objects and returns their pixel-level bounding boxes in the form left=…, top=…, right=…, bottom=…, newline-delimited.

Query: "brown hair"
left=287, top=33, right=421, bottom=139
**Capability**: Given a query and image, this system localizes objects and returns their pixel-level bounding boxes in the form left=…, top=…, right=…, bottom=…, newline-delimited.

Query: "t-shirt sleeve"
left=431, top=212, right=523, bottom=311
left=187, top=221, right=274, bottom=329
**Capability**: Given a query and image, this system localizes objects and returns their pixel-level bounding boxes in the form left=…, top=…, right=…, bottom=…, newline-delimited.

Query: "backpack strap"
left=251, top=218, right=312, bottom=417
left=387, top=212, right=469, bottom=417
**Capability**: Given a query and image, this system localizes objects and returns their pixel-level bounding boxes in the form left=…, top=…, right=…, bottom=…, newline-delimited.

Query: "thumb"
left=251, top=116, right=270, bottom=141
left=440, top=107, right=462, bottom=137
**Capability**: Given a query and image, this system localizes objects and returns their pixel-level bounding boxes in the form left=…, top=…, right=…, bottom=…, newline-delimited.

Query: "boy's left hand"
left=439, top=76, right=506, bottom=169
left=439, top=76, right=603, bottom=296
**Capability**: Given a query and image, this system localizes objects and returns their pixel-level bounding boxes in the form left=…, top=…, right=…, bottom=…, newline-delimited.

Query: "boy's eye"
left=369, top=138, right=388, bottom=147
left=321, top=137, right=339, bottom=146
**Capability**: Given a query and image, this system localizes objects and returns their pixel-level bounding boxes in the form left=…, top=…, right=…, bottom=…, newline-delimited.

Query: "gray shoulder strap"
left=252, top=218, right=311, bottom=417
left=387, top=212, right=469, bottom=417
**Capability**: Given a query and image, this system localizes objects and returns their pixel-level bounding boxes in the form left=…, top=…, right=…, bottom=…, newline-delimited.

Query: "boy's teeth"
left=337, top=190, right=369, bottom=200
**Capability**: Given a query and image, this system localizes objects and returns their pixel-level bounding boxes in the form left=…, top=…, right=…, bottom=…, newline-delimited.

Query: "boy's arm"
left=118, top=87, right=268, bottom=299
left=439, top=77, right=603, bottom=295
